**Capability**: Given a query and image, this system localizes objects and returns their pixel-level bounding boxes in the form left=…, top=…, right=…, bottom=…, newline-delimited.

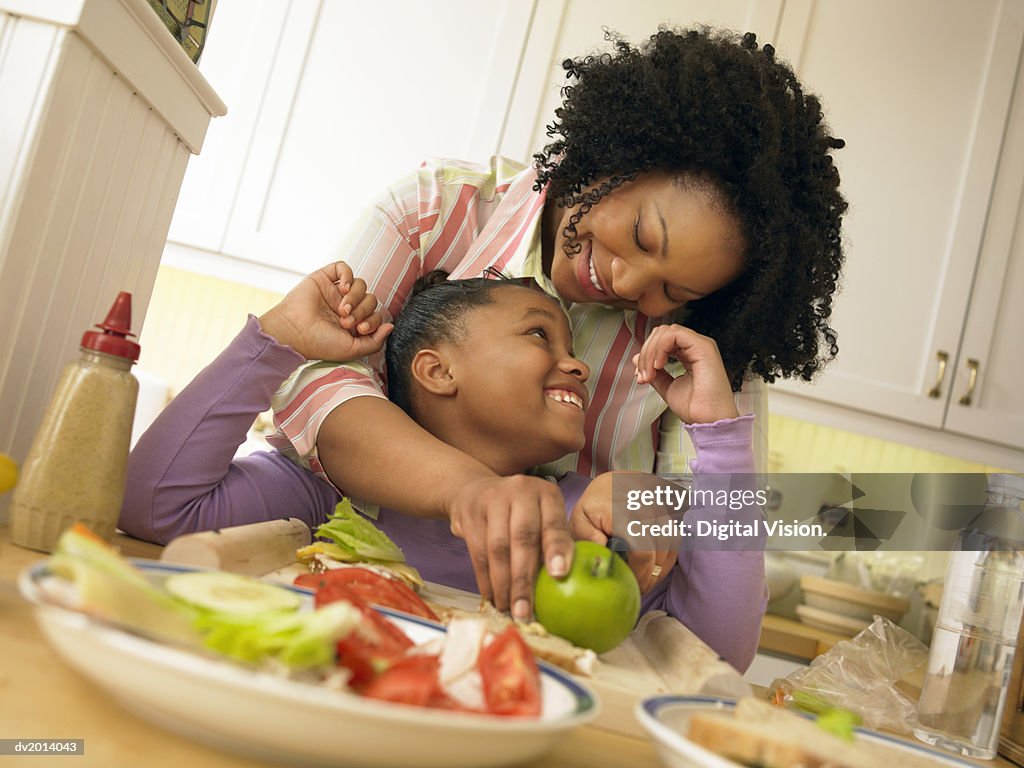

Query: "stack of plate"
left=795, top=575, right=909, bottom=636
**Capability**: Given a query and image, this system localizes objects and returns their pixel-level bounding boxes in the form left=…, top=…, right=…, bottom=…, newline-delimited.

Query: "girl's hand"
left=570, top=472, right=677, bottom=594
left=633, top=324, right=739, bottom=424
left=258, top=261, right=392, bottom=361
left=446, top=475, right=575, bottom=622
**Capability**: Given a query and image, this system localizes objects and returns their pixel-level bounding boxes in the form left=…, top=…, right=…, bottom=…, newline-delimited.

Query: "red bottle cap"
left=81, top=291, right=141, bottom=361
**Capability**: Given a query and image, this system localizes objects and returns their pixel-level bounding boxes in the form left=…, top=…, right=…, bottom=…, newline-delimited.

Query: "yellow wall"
left=766, top=414, right=1011, bottom=475
left=137, top=266, right=285, bottom=396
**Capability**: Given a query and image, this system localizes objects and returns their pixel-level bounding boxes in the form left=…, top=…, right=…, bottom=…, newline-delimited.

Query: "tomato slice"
left=478, top=626, right=543, bottom=717
left=361, top=654, right=455, bottom=708
left=338, top=602, right=415, bottom=687
left=293, top=575, right=415, bottom=688
left=295, top=568, right=439, bottom=621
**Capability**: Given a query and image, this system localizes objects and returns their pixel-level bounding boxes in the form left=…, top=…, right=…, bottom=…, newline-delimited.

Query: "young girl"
left=252, top=26, right=844, bottom=622
left=120, top=264, right=764, bottom=671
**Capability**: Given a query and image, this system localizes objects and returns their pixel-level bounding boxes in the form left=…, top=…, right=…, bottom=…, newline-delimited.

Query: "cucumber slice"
left=165, top=571, right=302, bottom=614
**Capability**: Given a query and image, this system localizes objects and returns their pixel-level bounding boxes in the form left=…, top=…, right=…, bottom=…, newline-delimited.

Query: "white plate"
left=19, top=561, right=598, bottom=768
left=635, top=695, right=978, bottom=768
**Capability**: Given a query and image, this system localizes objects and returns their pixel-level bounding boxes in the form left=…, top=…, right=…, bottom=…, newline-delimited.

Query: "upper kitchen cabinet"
left=942, top=55, right=1024, bottom=452
left=167, top=0, right=538, bottom=275
left=767, top=0, right=1024, bottom=458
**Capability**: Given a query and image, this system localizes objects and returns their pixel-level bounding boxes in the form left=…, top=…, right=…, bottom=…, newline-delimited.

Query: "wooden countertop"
left=0, top=526, right=664, bottom=768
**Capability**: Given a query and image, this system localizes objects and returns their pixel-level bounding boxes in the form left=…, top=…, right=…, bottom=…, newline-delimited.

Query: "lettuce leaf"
left=48, top=525, right=360, bottom=671
left=195, top=601, right=360, bottom=669
left=314, top=498, right=405, bottom=563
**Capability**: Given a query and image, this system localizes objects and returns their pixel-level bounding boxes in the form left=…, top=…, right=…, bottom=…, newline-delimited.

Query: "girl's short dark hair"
left=534, top=26, right=848, bottom=389
left=384, top=270, right=543, bottom=415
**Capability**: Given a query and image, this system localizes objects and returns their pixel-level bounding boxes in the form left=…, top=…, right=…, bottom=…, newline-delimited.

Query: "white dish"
left=19, top=560, right=598, bottom=768
left=635, top=695, right=977, bottom=768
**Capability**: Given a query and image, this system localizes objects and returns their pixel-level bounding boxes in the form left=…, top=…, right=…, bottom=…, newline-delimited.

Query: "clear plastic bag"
left=768, top=616, right=928, bottom=734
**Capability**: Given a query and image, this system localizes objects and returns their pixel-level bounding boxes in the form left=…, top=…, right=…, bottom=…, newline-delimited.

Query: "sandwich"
left=296, top=498, right=425, bottom=590
left=687, top=697, right=941, bottom=768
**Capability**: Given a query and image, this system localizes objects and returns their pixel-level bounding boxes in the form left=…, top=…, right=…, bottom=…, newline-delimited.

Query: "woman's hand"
left=258, top=261, right=392, bottom=361
left=633, top=323, right=739, bottom=424
left=570, top=472, right=677, bottom=594
left=445, top=475, right=576, bottom=622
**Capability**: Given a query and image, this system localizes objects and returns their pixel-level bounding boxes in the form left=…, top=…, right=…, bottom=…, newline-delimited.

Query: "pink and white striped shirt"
left=268, top=157, right=765, bottom=487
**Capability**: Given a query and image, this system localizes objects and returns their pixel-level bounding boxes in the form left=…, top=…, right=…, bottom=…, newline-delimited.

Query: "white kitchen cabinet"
left=942, top=55, right=1024, bottom=452
left=167, top=0, right=538, bottom=277
left=766, top=0, right=1024, bottom=460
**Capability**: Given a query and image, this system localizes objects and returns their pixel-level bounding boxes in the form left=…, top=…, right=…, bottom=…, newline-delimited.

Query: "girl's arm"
left=119, top=263, right=390, bottom=544
left=639, top=415, right=767, bottom=673
left=567, top=419, right=766, bottom=672
left=118, top=315, right=342, bottom=544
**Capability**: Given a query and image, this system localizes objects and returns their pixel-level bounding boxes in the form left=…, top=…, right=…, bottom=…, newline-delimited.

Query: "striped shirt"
left=269, top=157, right=766, bottom=486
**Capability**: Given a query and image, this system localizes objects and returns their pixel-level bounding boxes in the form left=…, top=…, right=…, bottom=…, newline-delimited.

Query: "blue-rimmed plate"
left=19, top=560, right=598, bottom=768
left=636, top=695, right=978, bottom=768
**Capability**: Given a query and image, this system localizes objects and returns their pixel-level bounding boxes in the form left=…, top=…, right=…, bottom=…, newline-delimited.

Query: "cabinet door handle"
left=927, top=351, right=949, bottom=398
left=958, top=358, right=979, bottom=406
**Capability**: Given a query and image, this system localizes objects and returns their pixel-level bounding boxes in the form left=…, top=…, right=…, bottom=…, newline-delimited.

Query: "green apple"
left=534, top=540, right=641, bottom=654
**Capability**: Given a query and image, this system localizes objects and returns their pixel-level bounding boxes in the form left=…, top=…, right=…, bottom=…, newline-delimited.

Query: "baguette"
left=687, top=698, right=939, bottom=768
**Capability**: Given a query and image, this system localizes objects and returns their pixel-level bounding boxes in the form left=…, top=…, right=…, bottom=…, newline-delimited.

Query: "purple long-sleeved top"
left=120, top=316, right=766, bottom=671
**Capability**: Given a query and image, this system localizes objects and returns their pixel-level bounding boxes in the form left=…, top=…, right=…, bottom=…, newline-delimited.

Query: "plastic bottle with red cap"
left=10, top=293, right=142, bottom=552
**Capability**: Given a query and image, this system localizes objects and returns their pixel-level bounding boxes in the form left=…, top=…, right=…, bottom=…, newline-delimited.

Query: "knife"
left=606, top=535, right=630, bottom=563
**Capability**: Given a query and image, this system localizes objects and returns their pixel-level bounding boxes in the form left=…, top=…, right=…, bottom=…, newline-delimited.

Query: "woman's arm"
left=317, top=397, right=574, bottom=621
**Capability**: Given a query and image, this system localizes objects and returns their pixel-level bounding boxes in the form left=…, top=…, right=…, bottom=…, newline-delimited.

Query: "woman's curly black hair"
left=534, top=26, right=848, bottom=390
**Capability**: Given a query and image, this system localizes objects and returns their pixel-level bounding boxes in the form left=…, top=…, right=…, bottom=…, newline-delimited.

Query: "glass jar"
left=914, top=473, right=1024, bottom=758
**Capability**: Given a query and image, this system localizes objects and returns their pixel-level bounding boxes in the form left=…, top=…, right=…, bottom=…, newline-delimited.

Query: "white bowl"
left=800, top=575, right=909, bottom=622
left=635, top=695, right=978, bottom=768
left=19, top=560, right=598, bottom=768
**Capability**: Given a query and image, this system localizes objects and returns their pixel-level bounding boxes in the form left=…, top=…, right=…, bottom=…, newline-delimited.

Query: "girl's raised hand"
left=633, top=323, right=739, bottom=424
left=258, top=261, right=393, bottom=361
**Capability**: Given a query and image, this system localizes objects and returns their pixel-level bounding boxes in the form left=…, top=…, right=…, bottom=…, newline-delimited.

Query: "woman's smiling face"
left=542, top=173, right=746, bottom=317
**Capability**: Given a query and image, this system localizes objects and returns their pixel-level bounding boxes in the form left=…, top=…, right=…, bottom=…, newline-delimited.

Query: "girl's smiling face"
left=542, top=173, right=747, bottom=317
left=441, top=286, right=590, bottom=474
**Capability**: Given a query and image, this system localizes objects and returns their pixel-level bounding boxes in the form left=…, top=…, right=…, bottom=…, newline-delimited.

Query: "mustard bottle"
left=10, top=293, right=140, bottom=552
